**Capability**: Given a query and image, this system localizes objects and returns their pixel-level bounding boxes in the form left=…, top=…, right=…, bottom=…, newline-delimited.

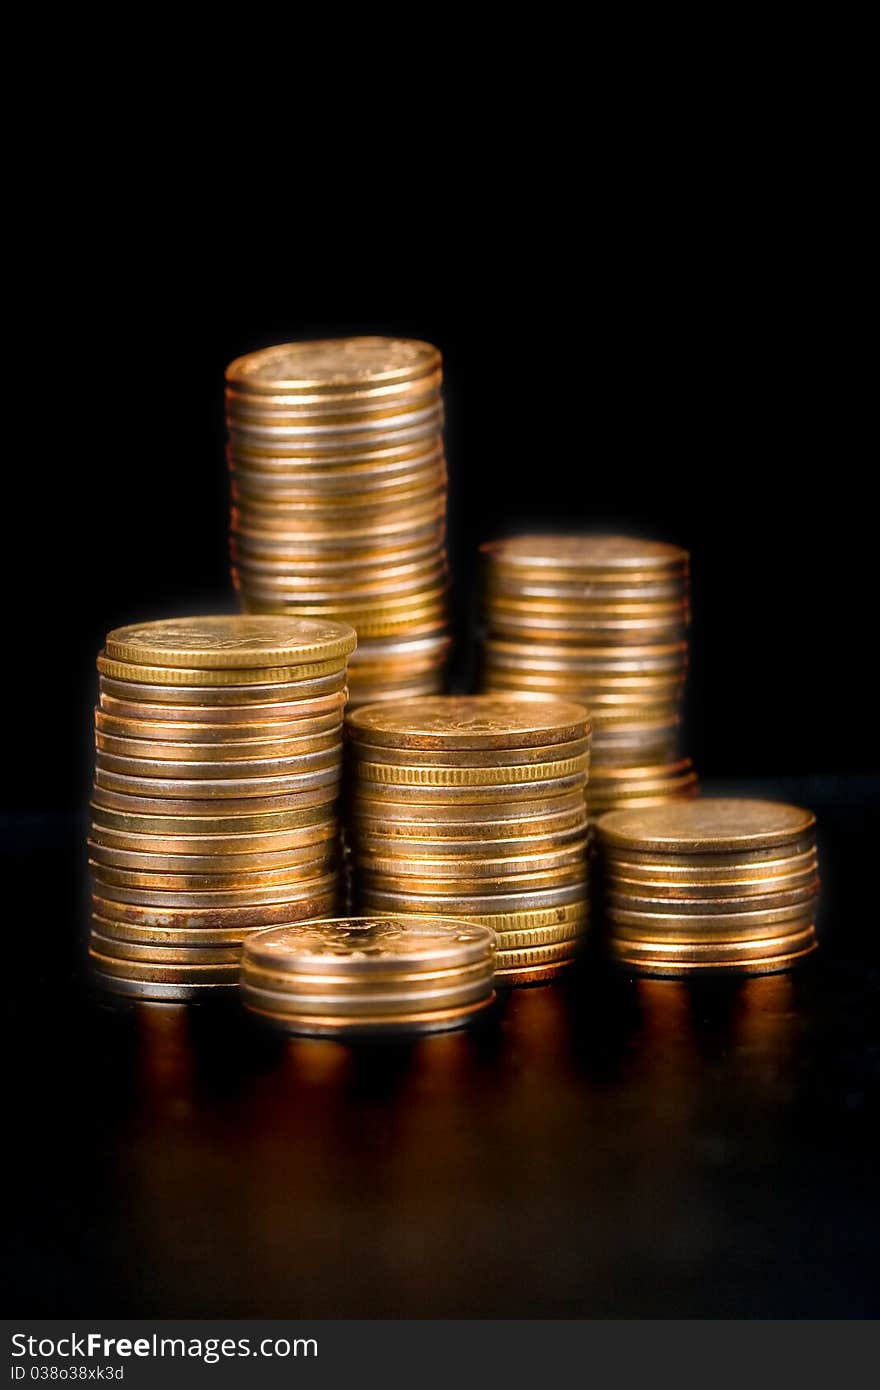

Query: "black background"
left=8, top=216, right=877, bottom=812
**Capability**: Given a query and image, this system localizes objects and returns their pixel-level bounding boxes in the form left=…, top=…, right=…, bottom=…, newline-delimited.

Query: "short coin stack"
left=346, top=696, right=591, bottom=983
left=241, top=916, right=496, bottom=1036
left=226, top=337, right=451, bottom=706
left=88, top=615, right=356, bottom=1000
left=597, top=798, right=819, bottom=975
left=480, top=535, right=697, bottom=817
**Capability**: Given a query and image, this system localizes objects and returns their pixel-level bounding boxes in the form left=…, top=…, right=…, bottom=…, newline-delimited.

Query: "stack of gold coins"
left=241, top=916, right=496, bottom=1036
left=88, top=615, right=356, bottom=1000
left=480, top=534, right=697, bottom=817
left=597, top=799, right=819, bottom=975
left=225, top=337, right=450, bottom=706
left=346, top=696, right=591, bottom=984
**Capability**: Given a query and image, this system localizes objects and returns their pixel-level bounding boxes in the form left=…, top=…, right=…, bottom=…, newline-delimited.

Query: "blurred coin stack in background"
left=88, top=616, right=355, bottom=999
left=226, top=337, right=451, bottom=707
left=346, top=696, right=591, bottom=984
left=597, top=799, right=819, bottom=975
left=480, top=535, right=697, bottom=818
left=241, top=916, right=497, bottom=1036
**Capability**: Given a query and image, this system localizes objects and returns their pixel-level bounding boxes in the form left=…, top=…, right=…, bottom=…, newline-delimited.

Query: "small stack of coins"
left=225, top=337, right=451, bottom=706
left=241, top=916, right=496, bottom=1036
left=346, top=696, right=591, bottom=984
left=88, top=616, right=356, bottom=1000
left=597, top=799, right=819, bottom=975
left=480, top=535, right=697, bottom=817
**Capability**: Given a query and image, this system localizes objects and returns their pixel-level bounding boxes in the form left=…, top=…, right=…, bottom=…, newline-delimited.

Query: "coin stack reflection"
left=88, top=616, right=356, bottom=1000
left=346, top=696, right=591, bottom=984
left=597, top=799, right=819, bottom=975
left=225, top=337, right=450, bottom=707
left=480, top=536, right=697, bottom=818
left=241, top=917, right=496, bottom=1036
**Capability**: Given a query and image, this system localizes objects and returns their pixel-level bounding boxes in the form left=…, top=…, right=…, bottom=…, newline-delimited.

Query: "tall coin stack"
left=346, top=696, right=591, bottom=984
left=225, top=337, right=451, bottom=707
left=597, top=799, right=819, bottom=975
left=480, top=535, right=697, bottom=818
left=88, top=616, right=356, bottom=1000
left=241, top=917, right=497, bottom=1037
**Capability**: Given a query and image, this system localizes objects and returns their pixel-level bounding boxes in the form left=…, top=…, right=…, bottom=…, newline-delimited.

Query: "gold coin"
left=226, top=391, right=442, bottom=429
left=352, top=755, right=587, bottom=788
left=98, top=684, right=347, bottom=718
left=492, top=919, right=587, bottom=949
left=243, top=957, right=496, bottom=995
left=351, top=772, right=587, bottom=805
left=225, top=332, right=439, bottom=389
left=92, top=784, right=337, bottom=817
left=94, top=730, right=340, bottom=762
left=602, top=840, right=817, bottom=871
left=607, top=878, right=819, bottom=914
left=95, top=708, right=344, bottom=744
left=97, top=653, right=349, bottom=686
left=90, top=856, right=335, bottom=892
left=89, top=932, right=241, bottom=966
left=92, top=911, right=254, bottom=947
left=353, top=817, right=586, bottom=850
left=243, top=994, right=494, bottom=1037
left=104, top=615, right=357, bottom=669
left=355, top=840, right=587, bottom=879
left=93, top=765, right=341, bottom=799
left=494, top=940, right=582, bottom=969
left=89, top=948, right=240, bottom=985
left=493, top=960, right=575, bottom=984
left=242, top=977, right=492, bottom=1019
left=606, top=898, right=818, bottom=933
left=242, top=915, right=494, bottom=974
left=609, top=908, right=818, bottom=946
left=359, top=866, right=586, bottom=899
left=227, top=415, right=443, bottom=451
left=605, top=866, right=819, bottom=899
left=91, top=974, right=238, bottom=1001
left=348, top=739, right=589, bottom=771
left=486, top=614, right=688, bottom=642
left=589, top=757, right=693, bottom=782
left=597, top=798, right=816, bottom=852
left=232, top=479, right=446, bottom=517
left=91, top=887, right=340, bottom=928
left=423, top=901, right=588, bottom=933
left=88, top=840, right=336, bottom=875
left=89, top=819, right=335, bottom=856
left=589, top=776, right=700, bottom=804
left=609, top=926, right=818, bottom=976
left=485, top=575, right=688, bottom=602
left=90, top=801, right=336, bottom=836
left=347, top=695, right=589, bottom=750
left=483, top=637, right=687, bottom=666
left=481, top=535, right=688, bottom=576
left=90, top=871, right=340, bottom=909
left=349, top=791, right=587, bottom=829
left=95, top=744, right=339, bottom=777
left=230, top=441, right=444, bottom=481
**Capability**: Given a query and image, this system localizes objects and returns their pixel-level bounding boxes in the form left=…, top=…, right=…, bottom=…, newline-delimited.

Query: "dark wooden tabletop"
left=4, top=776, right=878, bottom=1318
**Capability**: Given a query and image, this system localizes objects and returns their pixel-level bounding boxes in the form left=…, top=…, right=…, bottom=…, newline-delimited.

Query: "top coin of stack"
left=480, top=535, right=697, bottom=817
left=346, top=695, right=591, bottom=984
left=225, top=338, right=451, bottom=706
left=88, top=615, right=356, bottom=1000
left=241, top=915, right=497, bottom=1036
left=597, top=798, right=819, bottom=975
